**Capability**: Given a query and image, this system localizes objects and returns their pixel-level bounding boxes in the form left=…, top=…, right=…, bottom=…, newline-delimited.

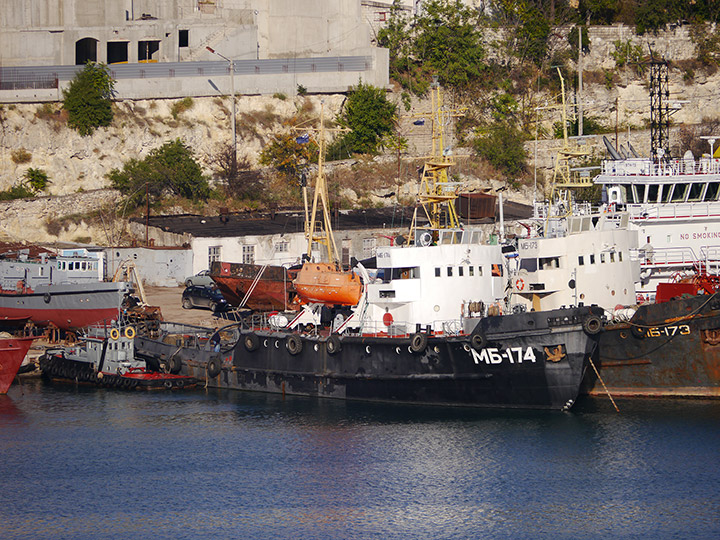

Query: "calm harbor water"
left=1, top=380, right=719, bottom=540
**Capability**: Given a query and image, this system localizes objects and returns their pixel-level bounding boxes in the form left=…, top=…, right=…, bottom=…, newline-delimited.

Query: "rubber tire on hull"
left=409, top=332, right=428, bottom=354
left=470, top=331, right=487, bottom=351
left=582, top=315, right=602, bottom=335
left=286, top=334, right=303, bottom=355
left=168, top=356, right=183, bottom=374
left=207, top=356, right=222, bottom=378
left=244, top=333, right=260, bottom=352
left=326, top=334, right=342, bottom=355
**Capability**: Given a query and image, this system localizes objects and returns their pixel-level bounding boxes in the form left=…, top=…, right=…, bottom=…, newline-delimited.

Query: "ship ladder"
left=239, top=264, right=269, bottom=308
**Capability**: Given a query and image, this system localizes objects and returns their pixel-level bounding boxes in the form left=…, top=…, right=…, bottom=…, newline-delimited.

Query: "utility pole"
left=207, top=47, right=237, bottom=167
left=578, top=27, right=583, bottom=137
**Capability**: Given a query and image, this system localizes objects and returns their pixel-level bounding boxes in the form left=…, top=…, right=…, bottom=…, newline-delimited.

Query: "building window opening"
left=242, top=245, right=255, bottom=264
left=75, top=38, right=98, bottom=64
left=208, top=246, right=221, bottom=266
left=139, top=40, right=160, bottom=63
left=107, top=42, right=129, bottom=64
left=179, top=30, right=189, bottom=48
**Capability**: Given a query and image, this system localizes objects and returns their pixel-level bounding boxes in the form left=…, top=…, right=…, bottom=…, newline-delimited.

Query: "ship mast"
left=298, top=101, right=348, bottom=266
left=547, top=68, right=592, bottom=219
left=409, top=83, right=466, bottom=242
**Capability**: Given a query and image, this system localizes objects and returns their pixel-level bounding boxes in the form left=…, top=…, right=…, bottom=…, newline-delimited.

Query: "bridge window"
left=519, top=258, right=537, bottom=272
left=75, top=38, right=98, bottom=64
left=634, top=184, right=646, bottom=204
left=647, top=184, right=659, bottom=203
left=670, top=183, right=688, bottom=202
left=539, top=257, right=559, bottom=270
left=688, top=183, right=705, bottom=202
left=108, top=41, right=129, bottom=64
left=706, top=182, right=720, bottom=201
left=578, top=255, right=584, bottom=266
left=435, top=267, right=441, bottom=277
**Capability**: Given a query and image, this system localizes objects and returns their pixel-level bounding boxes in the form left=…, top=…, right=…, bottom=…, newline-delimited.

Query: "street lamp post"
left=207, top=46, right=236, bottom=166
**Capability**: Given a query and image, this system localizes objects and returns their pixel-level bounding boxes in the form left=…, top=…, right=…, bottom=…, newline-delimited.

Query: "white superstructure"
left=360, top=227, right=506, bottom=334
left=594, top=146, right=720, bottom=301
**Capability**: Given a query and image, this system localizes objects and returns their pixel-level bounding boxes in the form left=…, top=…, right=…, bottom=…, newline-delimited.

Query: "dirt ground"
left=143, top=286, right=226, bottom=327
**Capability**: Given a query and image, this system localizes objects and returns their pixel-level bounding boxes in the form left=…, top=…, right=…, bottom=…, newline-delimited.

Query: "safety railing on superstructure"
left=601, top=157, right=720, bottom=177
left=624, top=201, right=720, bottom=221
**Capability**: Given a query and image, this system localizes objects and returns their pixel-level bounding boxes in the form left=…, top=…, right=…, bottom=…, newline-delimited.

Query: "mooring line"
left=589, top=356, right=619, bottom=412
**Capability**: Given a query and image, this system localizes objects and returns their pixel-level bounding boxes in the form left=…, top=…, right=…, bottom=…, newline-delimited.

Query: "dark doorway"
left=75, top=38, right=98, bottom=64
left=138, top=40, right=160, bottom=62
left=179, top=30, right=189, bottom=48
left=107, top=42, right=129, bottom=64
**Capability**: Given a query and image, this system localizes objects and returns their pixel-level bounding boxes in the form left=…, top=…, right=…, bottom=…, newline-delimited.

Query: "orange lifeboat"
left=293, top=262, right=362, bottom=306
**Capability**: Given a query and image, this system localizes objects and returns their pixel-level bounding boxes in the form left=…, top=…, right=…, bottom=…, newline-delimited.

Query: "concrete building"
left=0, top=0, right=388, bottom=101
left=124, top=207, right=416, bottom=285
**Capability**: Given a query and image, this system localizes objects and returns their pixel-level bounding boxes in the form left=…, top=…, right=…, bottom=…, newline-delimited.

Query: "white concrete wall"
left=103, top=246, right=193, bottom=287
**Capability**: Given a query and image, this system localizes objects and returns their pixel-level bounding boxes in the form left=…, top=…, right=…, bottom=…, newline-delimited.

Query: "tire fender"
left=582, top=315, right=602, bottom=335
left=409, top=332, right=428, bottom=354
left=286, top=334, right=303, bottom=355
left=470, top=331, right=487, bottom=351
left=207, top=356, right=222, bottom=378
left=244, top=332, right=260, bottom=352
left=326, top=334, right=342, bottom=355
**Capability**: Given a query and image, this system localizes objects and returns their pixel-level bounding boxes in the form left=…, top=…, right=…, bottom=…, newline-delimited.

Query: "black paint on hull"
left=136, top=306, right=603, bottom=410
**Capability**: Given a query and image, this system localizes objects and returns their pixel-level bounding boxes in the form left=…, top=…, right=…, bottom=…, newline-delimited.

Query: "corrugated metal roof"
left=135, top=201, right=533, bottom=239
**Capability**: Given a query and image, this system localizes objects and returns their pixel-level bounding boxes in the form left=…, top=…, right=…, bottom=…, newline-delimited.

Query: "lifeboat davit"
left=293, top=262, right=363, bottom=306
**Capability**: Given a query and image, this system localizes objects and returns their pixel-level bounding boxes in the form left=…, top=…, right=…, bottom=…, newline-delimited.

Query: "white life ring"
left=515, top=278, right=525, bottom=291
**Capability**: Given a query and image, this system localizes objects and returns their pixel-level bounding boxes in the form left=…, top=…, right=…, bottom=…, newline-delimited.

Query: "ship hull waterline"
left=583, top=292, right=720, bottom=398
left=0, top=337, right=35, bottom=394
left=0, top=282, right=130, bottom=331
left=135, top=307, right=604, bottom=410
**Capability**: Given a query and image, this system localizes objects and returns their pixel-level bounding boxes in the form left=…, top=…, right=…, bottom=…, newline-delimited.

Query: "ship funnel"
left=603, top=136, right=622, bottom=160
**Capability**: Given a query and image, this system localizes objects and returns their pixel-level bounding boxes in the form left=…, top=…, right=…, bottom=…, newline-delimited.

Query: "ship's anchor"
left=544, top=345, right=565, bottom=363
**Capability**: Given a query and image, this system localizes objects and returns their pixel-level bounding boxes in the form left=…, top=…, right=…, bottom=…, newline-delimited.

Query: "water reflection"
left=0, top=381, right=719, bottom=539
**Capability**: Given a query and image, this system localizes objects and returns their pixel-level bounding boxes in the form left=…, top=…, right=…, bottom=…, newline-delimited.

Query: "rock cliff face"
left=2, top=25, right=720, bottom=245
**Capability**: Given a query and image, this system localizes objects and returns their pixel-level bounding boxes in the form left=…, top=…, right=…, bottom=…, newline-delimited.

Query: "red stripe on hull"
left=0, top=337, right=34, bottom=393
left=0, top=306, right=119, bottom=331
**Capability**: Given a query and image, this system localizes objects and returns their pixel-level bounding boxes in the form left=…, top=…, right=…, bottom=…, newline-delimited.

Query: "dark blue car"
left=181, top=285, right=228, bottom=312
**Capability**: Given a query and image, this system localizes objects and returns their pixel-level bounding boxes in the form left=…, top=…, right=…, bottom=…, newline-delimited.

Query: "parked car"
left=182, top=285, right=229, bottom=312
left=184, top=269, right=215, bottom=288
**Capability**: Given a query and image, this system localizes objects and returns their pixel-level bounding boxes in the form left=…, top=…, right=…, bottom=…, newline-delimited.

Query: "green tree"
left=62, top=62, right=115, bottom=136
left=578, top=0, right=621, bottom=25
left=259, top=132, right=319, bottom=181
left=473, top=122, right=528, bottom=179
left=337, top=82, right=398, bottom=155
left=413, top=0, right=485, bottom=90
left=107, top=139, right=210, bottom=208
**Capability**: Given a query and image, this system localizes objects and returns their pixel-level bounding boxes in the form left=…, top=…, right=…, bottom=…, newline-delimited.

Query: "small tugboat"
left=0, top=333, right=35, bottom=393
left=40, top=323, right=196, bottom=390
left=134, top=86, right=606, bottom=410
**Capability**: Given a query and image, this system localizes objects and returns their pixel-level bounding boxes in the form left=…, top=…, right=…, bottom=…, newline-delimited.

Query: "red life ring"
left=515, top=278, right=525, bottom=291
